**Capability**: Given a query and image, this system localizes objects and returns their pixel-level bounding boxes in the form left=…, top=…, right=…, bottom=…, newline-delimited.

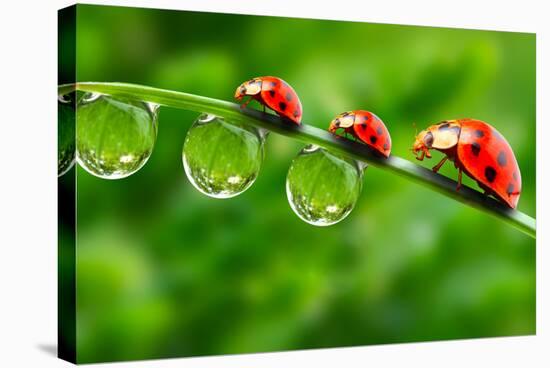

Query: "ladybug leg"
left=425, top=149, right=432, bottom=158
left=456, top=169, right=463, bottom=191
left=417, top=147, right=431, bottom=160
left=240, top=97, right=253, bottom=109
left=262, top=104, right=266, bottom=113
left=432, top=156, right=448, bottom=173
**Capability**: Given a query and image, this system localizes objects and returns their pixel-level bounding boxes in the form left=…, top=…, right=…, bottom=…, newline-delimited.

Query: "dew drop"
left=286, top=145, right=364, bottom=226
left=58, top=93, right=76, bottom=177
left=76, top=93, right=158, bottom=179
left=182, top=114, right=264, bottom=198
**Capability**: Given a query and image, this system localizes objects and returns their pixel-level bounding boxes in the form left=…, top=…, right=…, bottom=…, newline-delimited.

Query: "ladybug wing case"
left=457, top=119, right=522, bottom=208
left=352, top=111, right=392, bottom=157
left=260, top=77, right=302, bottom=123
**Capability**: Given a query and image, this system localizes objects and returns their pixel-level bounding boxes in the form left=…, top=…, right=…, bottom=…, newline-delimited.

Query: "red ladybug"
left=412, top=119, right=522, bottom=208
left=234, top=76, right=302, bottom=124
left=328, top=110, right=392, bottom=158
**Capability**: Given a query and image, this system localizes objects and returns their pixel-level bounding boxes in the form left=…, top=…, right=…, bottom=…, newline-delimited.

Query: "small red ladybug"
left=328, top=110, right=392, bottom=158
left=412, top=119, right=522, bottom=208
left=234, top=76, right=302, bottom=124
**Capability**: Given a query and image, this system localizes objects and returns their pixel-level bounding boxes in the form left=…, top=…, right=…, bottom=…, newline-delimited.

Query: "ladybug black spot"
left=507, top=183, right=515, bottom=195
left=376, top=126, right=383, bottom=135
left=293, top=110, right=300, bottom=117
left=383, top=142, right=389, bottom=150
left=475, top=129, right=485, bottom=138
left=497, top=151, right=507, bottom=167
left=278, top=102, right=287, bottom=111
left=360, top=123, right=367, bottom=130
left=285, top=92, right=293, bottom=102
left=268, top=90, right=275, bottom=98
left=271, top=81, right=277, bottom=87
left=485, top=166, right=497, bottom=183
left=370, top=135, right=377, bottom=144
left=471, top=142, right=481, bottom=156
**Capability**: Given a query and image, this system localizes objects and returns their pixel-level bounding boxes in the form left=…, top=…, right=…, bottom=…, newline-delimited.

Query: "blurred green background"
left=66, top=4, right=535, bottom=363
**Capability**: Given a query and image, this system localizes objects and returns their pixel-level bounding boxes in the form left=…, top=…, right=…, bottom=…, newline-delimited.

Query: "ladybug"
left=328, top=110, right=392, bottom=157
left=234, top=76, right=302, bottom=124
left=412, top=119, right=522, bottom=208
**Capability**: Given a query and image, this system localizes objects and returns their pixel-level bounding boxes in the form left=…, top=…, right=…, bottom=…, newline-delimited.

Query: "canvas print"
left=58, top=4, right=536, bottom=364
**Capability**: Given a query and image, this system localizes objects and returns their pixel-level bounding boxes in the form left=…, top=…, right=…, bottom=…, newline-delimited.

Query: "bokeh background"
left=64, top=4, right=536, bottom=363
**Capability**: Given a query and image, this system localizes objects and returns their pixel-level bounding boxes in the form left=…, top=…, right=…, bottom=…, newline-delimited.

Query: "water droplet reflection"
left=182, top=114, right=265, bottom=198
left=76, top=93, right=158, bottom=179
left=58, top=93, right=76, bottom=177
left=286, top=145, right=364, bottom=226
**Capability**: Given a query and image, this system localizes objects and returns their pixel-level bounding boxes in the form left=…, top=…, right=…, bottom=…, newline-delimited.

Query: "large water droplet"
left=58, top=93, right=76, bottom=177
left=286, top=145, right=364, bottom=226
left=182, top=114, right=265, bottom=198
left=76, top=93, right=158, bottom=179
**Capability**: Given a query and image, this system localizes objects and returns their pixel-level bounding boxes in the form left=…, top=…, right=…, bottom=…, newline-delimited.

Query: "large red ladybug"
left=328, top=110, right=392, bottom=158
left=412, top=119, right=522, bottom=208
left=234, top=76, right=302, bottom=124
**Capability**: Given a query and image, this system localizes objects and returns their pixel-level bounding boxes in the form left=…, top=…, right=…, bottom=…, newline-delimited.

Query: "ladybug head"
left=234, top=78, right=262, bottom=100
left=412, top=120, right=461, bottom=160
left=328, top=119, right=340, bottom=133
left=329, top=112, right=355, bottom=134
left=412, top=129, right=434, bottom=160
